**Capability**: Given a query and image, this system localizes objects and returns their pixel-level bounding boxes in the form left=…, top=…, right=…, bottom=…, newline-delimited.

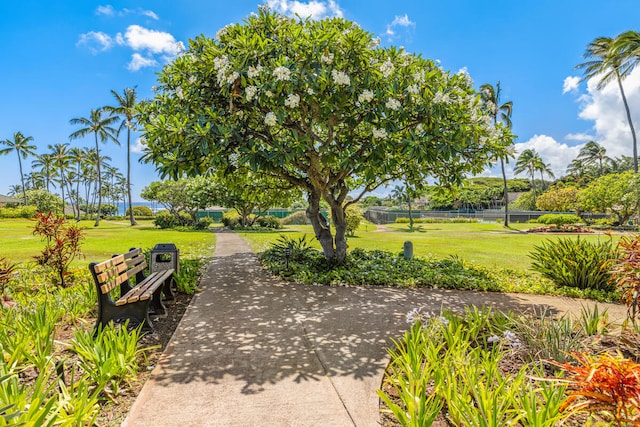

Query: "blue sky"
left=2, top=0, right=640, bottom=201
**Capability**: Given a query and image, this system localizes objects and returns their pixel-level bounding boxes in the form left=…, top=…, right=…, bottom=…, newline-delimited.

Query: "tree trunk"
left=617, top=75, right=638, bottom=173
left=94, top=134, right=101, bottom=227
left=500, top=157, right=509, bottom=227
left=127, top=128, right=137, bottom=226
left=330, top=203, right=348, bottom=262
left=408, top=200, right=414, bottom=231
left=306, top=190, right=335, bottom=260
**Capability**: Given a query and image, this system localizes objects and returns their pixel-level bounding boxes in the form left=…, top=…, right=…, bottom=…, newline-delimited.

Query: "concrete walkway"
left=123, top=230, right=627, bottom=427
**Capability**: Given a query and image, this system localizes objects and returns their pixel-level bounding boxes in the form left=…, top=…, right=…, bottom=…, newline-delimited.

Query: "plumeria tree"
left=138, top=9, right=510, bottom=262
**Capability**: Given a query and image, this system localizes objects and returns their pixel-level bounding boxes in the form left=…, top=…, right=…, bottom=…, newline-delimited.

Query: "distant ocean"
left=115, top=201, right=160, bottom=216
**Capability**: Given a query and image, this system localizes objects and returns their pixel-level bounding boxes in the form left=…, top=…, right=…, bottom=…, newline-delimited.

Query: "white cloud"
left=562, top=76, right=580, bottom=94
left=264, top=0, right=343, bottom=19
left=76, top=31, right=114, bottom=53
left=124, top=25, right=184, bottom=56
left=385, top=13, right=415, bottom=38
left=96, top=5, right=115, bottom=16
left=509, top=135, right=581, bottom=179
left=127, top=53, right=158, bottom=71
left=565, top=132, right=594, bottom=142
left=577, top=67, right=640, bottom=159
left=96, top=5, right=159, bottom=20
left=132, top=137, right=147, bottom=153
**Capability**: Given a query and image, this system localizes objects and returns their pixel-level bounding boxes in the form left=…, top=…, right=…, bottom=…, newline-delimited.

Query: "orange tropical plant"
left=610, top=234, right=640, bottom=325
left=550, top=351, right=640, bottom=424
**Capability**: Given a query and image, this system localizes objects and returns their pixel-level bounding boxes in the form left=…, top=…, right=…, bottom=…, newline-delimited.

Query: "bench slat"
left=96, top=261, right=128, bottom=284
left=100, top=273, right=130, bottom=295
left=92, top=253, right=126, bottom=274
left=115, top=269, right=174, bottom=306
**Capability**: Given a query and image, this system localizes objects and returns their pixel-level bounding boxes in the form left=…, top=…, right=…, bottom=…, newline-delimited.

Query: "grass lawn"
left=239, top=221, right=622, bottom=271
left=0, top=218, right=216, bottom=267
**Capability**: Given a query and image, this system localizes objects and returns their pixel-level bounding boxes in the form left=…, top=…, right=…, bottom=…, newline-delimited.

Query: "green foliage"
left=174, top=258, right=204, bottom=294
left=529, top=237, right=617, bottom=291
left=81, top=203, right=118, bottom=216
left=261, top=245, right=496, bottom=289
left=380, top=308, right=569, bottom=426
left=280, top=210, right=309, bottom=225
left=536, top=185, right=581, bottom=212
left=510, top=190, right=537, bottom=210
left=344, top=205, right=363, bottom=236
left=32, top=212, right=85, bottom=287
left=24, top=189, right=63, bottom=214
left=69, top=323, right=158, bottom=398
left=126, top=205, right=154, bottom=216
left=256, top=215, right=281, bottom=229
left=193, top=216, right=213, bottom=230
left=536, top=213, right=582, bottom=226
left=0, top=205, right=37, bottom=218
left=580, top=171, right=640, bottom=224
left=610, top=235, right=640, bottom=326
left=154, top=211, right=179, bottom=228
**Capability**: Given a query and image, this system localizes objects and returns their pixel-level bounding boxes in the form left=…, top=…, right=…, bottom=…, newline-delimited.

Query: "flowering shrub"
left=32, top=212, right=84, bottom=287
left=527, top=225, right=593, bottom=233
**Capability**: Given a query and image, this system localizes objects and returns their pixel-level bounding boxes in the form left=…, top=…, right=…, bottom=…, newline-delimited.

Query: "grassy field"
left=239, top=221, right=623, bottom=271
left=0, top=218, right=216, bottom=267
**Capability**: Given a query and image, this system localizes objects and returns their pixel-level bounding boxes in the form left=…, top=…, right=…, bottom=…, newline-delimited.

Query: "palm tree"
left=566, top=158, right=588, bottom=179
left=514, top=149, right=541, bottom=203
left=481, top=82, right=514, bottom=226
left=68, top=147, right=86, bottom=220
left=104, top=87, right=139, bottom=226
left=31, top=153, right=56, bottom=192
left=577, top=141, right=609, bottom=176
left=576, top=36, right=638, bottom=173
left=533, top=157, right=555, bottom=191
left=49, top=143, right=72, bottom=214
left=69, top=109, right=119, bottom=226
left=0, top=132, right=37, bottom=204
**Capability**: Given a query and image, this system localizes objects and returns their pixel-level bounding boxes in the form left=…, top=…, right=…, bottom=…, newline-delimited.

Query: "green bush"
left=280, top=210, right=309, bottom=225
left=221, top=211, right=241, bottom=228
left=529, top=237, right=618, bottom=291
left=154, top=211, right=179, bottom=229
left=193, top=217, right=213, bottom=230
left=395, top=217, right=410, bottom=223
left=126, top=205, right=154, bottom=217
left=537, top=214, right=582, bottom=226
left=345, top=206, right=363, bottom=236
left=0, top=205, right=38, bottom=218
left=256, top=215, right=281, bottom=229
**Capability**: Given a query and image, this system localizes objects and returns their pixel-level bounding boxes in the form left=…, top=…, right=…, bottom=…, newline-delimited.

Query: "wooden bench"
left=89, top=248, right=176, bottom=335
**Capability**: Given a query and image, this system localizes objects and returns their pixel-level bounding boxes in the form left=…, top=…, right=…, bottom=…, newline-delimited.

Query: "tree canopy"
left=138, top=8, right=511, bottom=261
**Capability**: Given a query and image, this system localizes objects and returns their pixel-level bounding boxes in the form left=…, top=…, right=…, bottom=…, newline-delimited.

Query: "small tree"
left=579, top=171, right=640, bottom=224
left=138, top=9, right=510, bottom=263
left=32, top=212, right=84, bottom=287
left=535, top=184, right=581, bottom=213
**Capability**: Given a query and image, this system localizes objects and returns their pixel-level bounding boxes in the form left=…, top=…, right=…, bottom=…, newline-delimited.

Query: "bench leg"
left=162, top=276, right=176, bottom=304
left=94, top=300, right=154, bottom=337
left=149, top=287, right=167, bottom=319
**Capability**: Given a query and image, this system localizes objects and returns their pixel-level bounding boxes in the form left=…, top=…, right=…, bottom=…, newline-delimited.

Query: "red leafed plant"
left=32, top=212, right=84, bottom=287
left=610, top=235, right=640, bottom=326
left=0, top=257, right=18, bottom=306
left=550, top=351, right=640, bottom=424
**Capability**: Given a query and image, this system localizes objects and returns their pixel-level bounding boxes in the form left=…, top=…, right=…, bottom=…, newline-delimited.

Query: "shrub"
left=529, top=237, right=617, bottom=291
left=280, top=210, right=309, bottom=225
left=126, top=205, right=153, bottom=217
left=537, top=214, right=582, bottom=226
left=345, top=206, right=363, bottom=236
left=221, top=211, right=241, bottom=228
left=0, top=205, right=38, bottom=218
left=610, top=235, right=640, bottom=326
left=193, top=217, right=213, bottom=230
left=395, top=217, right=410, bottom=223
left=256, top=215, right=281, bottom=229
left=32, top=212, right=85, bottom=287
left=154, top=211, right=179, bottom=229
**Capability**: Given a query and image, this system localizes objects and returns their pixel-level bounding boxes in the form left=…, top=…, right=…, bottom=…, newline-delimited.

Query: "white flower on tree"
left=284, top=93, right=300, bottom=108
left=331, top=69, right=350, bottom=86
left=415, top=123, right=425, bottom=137
left=306, top=88, right=315, bottom=95
left=372, top=128, right=387, bottom=139
left=385, top=98, right=401, bottom=111
left=226, top=71, right=239, bottom=85
left=273, top=66, right=291, bottom=81
left=245, top=85, right=258, bottom=102
left=213, top=55, right=230, bottom=72
left=380, top=59, right=394, bottom=78
left=320, top=53, right=334, bottom=64
left=358, top=89, right=374, bottom=103
left=175, top=87, right=184, bottom=100
left=433, top=91, right=451, bottom=104
left=264, top=112, right=277, bottom=126
left=247, top=65, right=263, bottom=78
left=407, top=84, right=419, bottom=95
